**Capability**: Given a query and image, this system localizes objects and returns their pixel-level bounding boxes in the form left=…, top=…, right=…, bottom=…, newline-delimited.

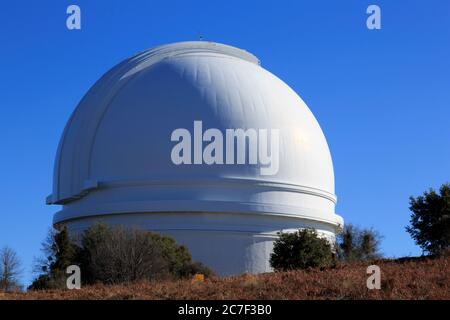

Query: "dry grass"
left=2, top=256, right=449, bottom=300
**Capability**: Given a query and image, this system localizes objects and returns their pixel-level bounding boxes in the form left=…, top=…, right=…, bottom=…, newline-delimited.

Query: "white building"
left=47, top=41, right=343, bottom=275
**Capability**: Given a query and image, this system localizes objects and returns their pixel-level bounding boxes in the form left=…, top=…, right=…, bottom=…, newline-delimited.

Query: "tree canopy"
left=406, top=183, right=450, bottom=255
left=270, top=229, right=334, bottom=271
left=336, top=224, right=383, bottom=262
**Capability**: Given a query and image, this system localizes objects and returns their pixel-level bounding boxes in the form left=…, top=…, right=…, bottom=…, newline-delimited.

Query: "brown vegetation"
left=2, top=256, right=449, bottom=300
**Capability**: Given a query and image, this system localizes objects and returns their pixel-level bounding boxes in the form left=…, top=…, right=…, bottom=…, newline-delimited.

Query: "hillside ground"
left=2, top=256, right=449, bottom=300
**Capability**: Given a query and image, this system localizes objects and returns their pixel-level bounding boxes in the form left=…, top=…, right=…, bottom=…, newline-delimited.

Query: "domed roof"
left=49, top=41, right=342, bottom=229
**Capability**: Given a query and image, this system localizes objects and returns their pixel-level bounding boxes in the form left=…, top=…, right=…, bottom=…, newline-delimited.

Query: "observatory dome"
left=48, top=41, right=343, bottom=275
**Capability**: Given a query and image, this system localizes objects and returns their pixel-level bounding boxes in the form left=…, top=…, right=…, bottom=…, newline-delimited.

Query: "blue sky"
left=0, top=0, right=449, bottom=285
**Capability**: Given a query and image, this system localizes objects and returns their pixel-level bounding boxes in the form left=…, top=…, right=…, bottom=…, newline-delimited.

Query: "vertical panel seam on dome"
left=53, top=51, right=149, bottom=203
left=85, top=65, right=149, bottom=180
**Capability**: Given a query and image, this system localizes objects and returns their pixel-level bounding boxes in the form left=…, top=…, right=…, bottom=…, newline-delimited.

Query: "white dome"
left=48, top=41, right=343, bottom=275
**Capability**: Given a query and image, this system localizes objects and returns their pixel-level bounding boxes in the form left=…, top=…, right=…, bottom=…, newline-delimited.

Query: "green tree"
left=336, top=224, right=382, bottom=262
left=406, top=183, right=450, bottom=255
left=152, top=234, right=192, bottom=277
left=30, top=226, right=78, bottom=290
left=270, top=229, right=334, bottom=271
left=52, top=226, right=77, bottom=271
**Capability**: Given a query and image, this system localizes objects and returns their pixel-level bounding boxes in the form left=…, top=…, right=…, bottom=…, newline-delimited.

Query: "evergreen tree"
left=406, top=183, right=450, bottom=255
left=30, top=226, right=78, bottom=290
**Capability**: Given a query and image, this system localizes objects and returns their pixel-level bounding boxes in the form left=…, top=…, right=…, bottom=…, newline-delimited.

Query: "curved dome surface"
left=49, top=41, right=343, bottom=275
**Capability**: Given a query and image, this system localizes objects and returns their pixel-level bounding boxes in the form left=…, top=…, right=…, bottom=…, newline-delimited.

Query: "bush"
left=78, top=224, right=171, bottom=284
left=406, top=183, right=450, bottom=256
left=178, top=261, right=215, bottom=279
left=30, top=272, right=67, bottom=290
left=336, top=224, right=383, bottom=262
left=270, top=229, right=334, bottom=271
left=150, top=233, right=193, bottom=278
left=30, top=223, right=214, bottom=289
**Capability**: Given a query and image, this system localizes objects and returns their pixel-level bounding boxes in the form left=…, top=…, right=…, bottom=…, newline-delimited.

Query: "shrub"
left=150, top=233, right=192, bottom=278
left=178, top=261, right=215, bottom=279
left=78, top=224, right=171, bottom=284
left=270, top=229, right=334, bottom=271
left=336, top=224, right=383, bottom=262
left=30, top=223, right=213, bottom=289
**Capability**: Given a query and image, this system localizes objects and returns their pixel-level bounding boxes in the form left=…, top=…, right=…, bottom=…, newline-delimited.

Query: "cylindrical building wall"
left=59, top=212, right=338, bottom=275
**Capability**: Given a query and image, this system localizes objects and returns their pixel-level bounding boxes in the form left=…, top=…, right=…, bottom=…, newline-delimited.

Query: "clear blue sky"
left=0, top=0, right=449, bottom=285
